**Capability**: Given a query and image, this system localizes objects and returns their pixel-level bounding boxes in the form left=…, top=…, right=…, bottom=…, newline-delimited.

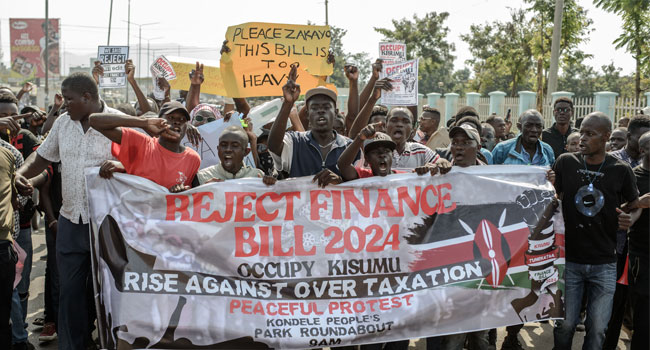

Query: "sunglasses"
left=554, top=107, right=571, bottom=113
left=194, top=115, right=216, bottom=123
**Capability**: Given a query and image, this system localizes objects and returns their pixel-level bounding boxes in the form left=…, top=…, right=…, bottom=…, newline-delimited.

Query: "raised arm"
left=358, top=59, right=382, bottom=112
left=288, top=106, right=305, bottom=132
left=344, top=65, right=360, bottom=132
left=91, top=61, right=104, bottom=85
left=348, top=78, right=393, bottom=139
left=268, top=65, right=300, bottom=156
left=234, top=98, right=251, bottom=118
left=125, top=59, right=150, bottom=115
left=15, top=82, right=34, bottom=102
left=186, top=61, right=204, bottom=114
left=88, top=113, right=169, bottom=144
left=41, top=93, right=63, bottom=135
left=338, top=123, right=379, bottom=181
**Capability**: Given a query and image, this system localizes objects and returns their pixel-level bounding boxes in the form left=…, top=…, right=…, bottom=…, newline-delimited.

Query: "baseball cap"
left=449, top=124, right=481, bottom=143
left=363, top=132, right=396, bottom=154
left=159, top=101, right=190, bottom=121
left=305, top=86, right=337, bottom=104
left=20, top=105, right=41, bottom=114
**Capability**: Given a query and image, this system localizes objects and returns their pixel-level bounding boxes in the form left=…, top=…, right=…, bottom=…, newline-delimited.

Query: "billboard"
left=10, top=18, right=60, bottom=79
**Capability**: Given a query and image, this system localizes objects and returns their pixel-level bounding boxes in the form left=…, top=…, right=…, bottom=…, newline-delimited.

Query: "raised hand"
left=185, top=124, right=202, bottom=148
left=144, top=118, right=169, bottom=136
left=189, top=61, right=204, bottom=85
left=359, top=122, right=383, bottom=140
left=220, top=40, right=231, bottom=55
left=344, top=65, right=359, bottom=82
left=327, top=49, right=335, bottom=65
left=125, top=59, right=135, bottom=81
left=53, top=93, right=64, bottom=110
left=372, top=77, right=394, bottom=99
left=21, top=82, right=34, bottom=93
left=371, top=59, right=383, bottom=79
left=92, top=61, right=104, bottom=84
left=157, top=77, right=170, bottom=93
left=282, top=64, right=301, bottom=104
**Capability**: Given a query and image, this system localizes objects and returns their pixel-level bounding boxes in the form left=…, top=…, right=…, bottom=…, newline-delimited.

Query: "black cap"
left=159, top=101, right=190, bottom=121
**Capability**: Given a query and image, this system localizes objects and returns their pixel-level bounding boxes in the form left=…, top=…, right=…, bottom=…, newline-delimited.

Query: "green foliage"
left=327, top=26, right=372, bottom=88
left=558, top=60, right=640, bottom=97
left=374, top=12, right=456, bottom=94
left=462, top=9, right=535, bottom=96
left=594, top=0, right=650, bottom=98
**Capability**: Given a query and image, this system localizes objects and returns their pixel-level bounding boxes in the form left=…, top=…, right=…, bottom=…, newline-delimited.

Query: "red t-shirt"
left=354, top=166, right=406, bottom=178
left=112, top=128, right=201, bottom=188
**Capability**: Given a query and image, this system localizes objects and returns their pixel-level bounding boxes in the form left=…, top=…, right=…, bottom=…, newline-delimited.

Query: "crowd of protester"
left=0, top=52, right=648, bottom=350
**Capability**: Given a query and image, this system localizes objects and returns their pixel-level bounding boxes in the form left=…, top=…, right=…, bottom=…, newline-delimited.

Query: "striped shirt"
left=393, top=142, right=439, bottom=169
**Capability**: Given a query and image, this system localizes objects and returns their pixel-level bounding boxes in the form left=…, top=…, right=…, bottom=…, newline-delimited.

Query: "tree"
left=374, top=12, right=456, bottom=94
left=526, top=0, right=593, bottom=103
left=327, top=26, right=371, bottom=88
left=558, top=53, right=597, bottom=96
left=594, top=0, right=650, bottom=100
left=461, top=9, right=535, bottom=96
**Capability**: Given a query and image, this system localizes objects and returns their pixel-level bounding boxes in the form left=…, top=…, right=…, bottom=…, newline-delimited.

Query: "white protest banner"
left=151, top=55, right=177, bottom=100
left=86, top=165, right=565, bottom=349
left=378, top=42, right=406, bottom=64
left=381, top=59, right=419, bottom=106
left=97, top=46, right=129, bottom=88
left=180, top=113, right=255, bottom=169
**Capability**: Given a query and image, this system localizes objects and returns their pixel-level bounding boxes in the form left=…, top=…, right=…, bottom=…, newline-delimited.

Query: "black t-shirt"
left=553, top=152, right=638, bottom=264
left=629, top=166, right=648, bottom=257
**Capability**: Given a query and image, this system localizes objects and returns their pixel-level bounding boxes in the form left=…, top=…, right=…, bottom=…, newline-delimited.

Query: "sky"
left=0, top=0, right=635, bottom=78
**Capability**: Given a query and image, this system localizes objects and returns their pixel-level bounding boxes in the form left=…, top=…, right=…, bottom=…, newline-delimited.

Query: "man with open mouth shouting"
left=89, top=101, right=201, bottom=193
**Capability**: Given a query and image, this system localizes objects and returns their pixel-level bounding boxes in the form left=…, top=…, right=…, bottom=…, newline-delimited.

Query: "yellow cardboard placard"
left=167, top=57, right=227, bottom=96
left=220, top=22, right=335, bottom=98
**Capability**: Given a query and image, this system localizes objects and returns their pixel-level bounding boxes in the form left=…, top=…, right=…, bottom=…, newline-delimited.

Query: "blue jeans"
left=11, top=227, right=31, bottom=344
left=553, top=261, right=616, bottom=350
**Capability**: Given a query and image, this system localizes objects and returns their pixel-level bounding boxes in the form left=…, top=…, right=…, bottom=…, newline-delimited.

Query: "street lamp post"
left=142, top=36, right=163, bottom=95
left=122, top=20, right=159, bottom=82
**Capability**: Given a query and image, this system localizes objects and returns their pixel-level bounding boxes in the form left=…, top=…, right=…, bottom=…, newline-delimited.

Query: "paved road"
left=24, top=224, right=631, bottom=349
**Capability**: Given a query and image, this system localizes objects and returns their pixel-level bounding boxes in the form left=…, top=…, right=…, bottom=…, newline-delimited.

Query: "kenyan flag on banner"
left=85, top=165, right=564, bottom=349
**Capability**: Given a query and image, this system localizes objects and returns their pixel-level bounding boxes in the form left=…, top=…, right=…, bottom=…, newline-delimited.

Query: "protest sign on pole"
left=381, top=59, right=419, bottom=106
left=96, top=46, right=129, bottom=88
left=378, top=42, right=406, bottom=64
left=180, top=113, right=255, bottom=169
left=165, top=56, right=227, bottom=96
left=86, top=165, right=565, bottom=349
left=220, top=22, right=336, bottom=97
left=9, top=18, right=60, bottom=80
left=150, top=55, right=177, bottom=100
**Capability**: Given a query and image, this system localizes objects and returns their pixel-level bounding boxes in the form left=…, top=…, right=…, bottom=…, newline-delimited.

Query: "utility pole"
left=45, top=0, right=49, bottom=106
left=122, top=20, right=158, bottom=90
left=325, top=0, right=329, bottom=25
left=126, top=0, right=130, bottom=102
left=107, top=0, right=114, bottom=45
left=547, top=0, right=564, bottom=98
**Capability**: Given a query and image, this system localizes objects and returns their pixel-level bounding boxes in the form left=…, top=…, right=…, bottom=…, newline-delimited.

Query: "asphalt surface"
left=24, top=222, right=631, bottom=349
